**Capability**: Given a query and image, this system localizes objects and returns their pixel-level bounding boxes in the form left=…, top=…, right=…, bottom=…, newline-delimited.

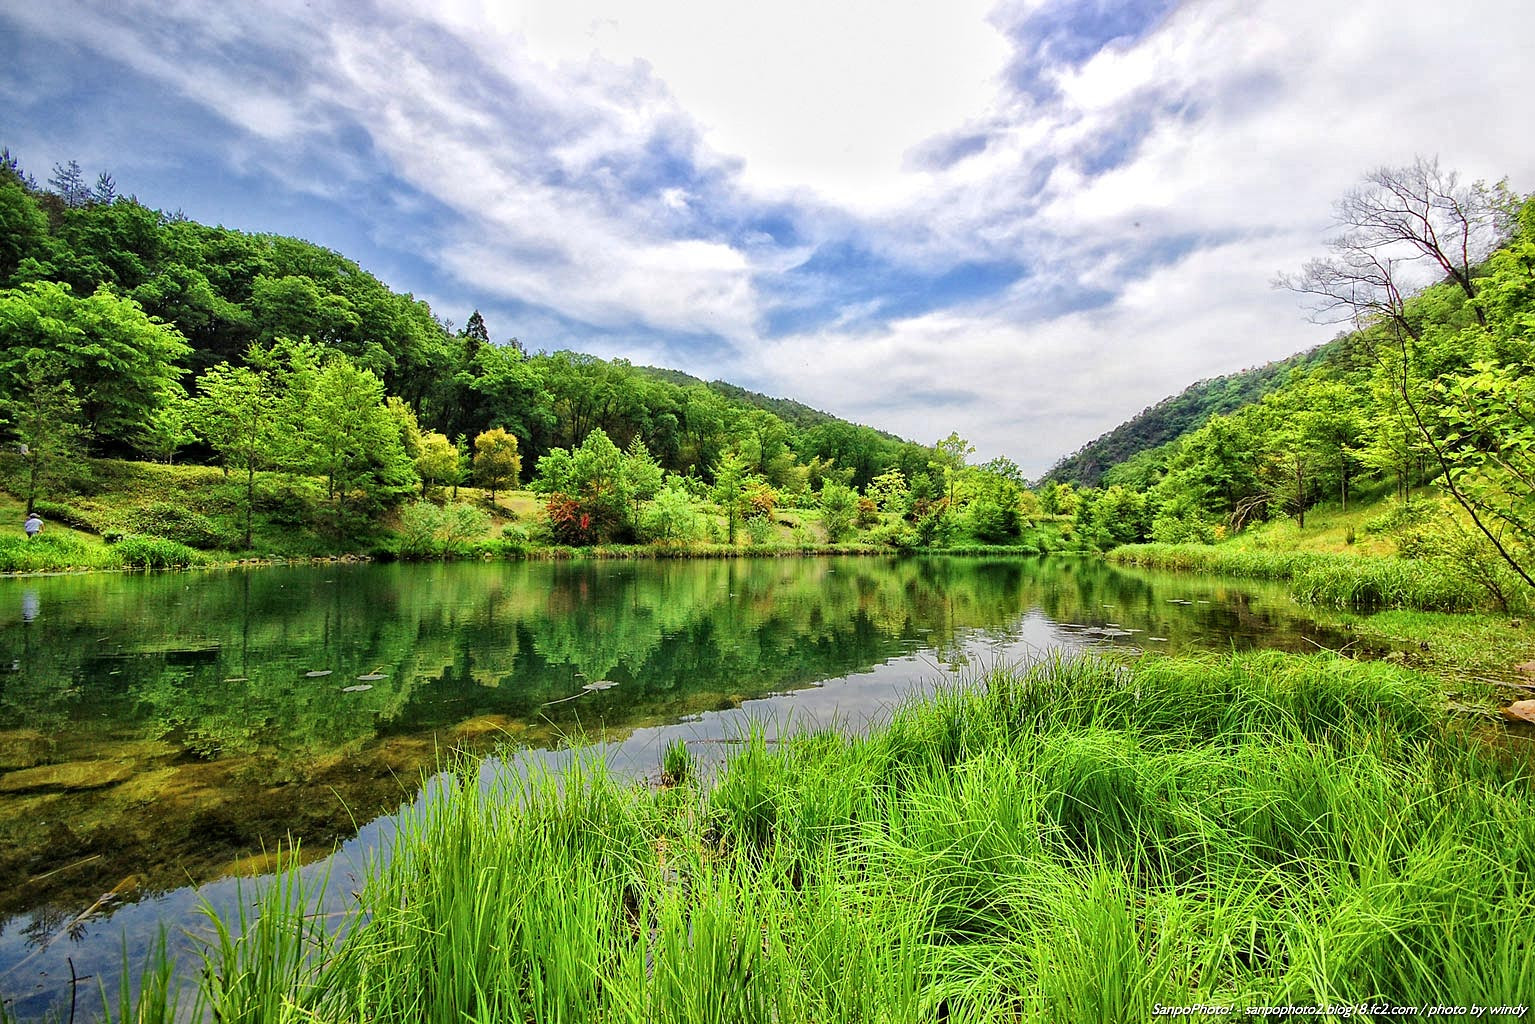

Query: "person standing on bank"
left=24, top=513, right=42, bottom=540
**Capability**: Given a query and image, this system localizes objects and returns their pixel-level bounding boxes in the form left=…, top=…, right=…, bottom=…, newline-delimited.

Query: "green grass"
left=1109, top=542, right=1486, bottom=611
left=54, top=650, right=1535, bottom=1021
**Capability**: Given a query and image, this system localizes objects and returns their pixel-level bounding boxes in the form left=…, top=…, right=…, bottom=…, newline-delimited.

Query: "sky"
left=2, top=0, right=1532, bottom=475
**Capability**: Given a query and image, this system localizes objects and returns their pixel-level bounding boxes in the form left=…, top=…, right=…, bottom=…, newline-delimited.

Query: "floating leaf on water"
left=582, top=679, right=619, bottom=691
left=341, top=684, right=373, bottom=693
left=305, top=670, right=333, bottom=678
left=356, top=673, right=386, bottom=681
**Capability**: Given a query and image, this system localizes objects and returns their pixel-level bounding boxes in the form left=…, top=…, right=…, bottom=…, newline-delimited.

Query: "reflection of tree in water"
left=0, top=555, right=1351, bottom=947
left=0, top=558, right=1335, bottom=763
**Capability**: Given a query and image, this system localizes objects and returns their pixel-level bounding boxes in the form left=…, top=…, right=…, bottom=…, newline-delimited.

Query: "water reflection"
left=0, top=555, right=1346, bottom=1019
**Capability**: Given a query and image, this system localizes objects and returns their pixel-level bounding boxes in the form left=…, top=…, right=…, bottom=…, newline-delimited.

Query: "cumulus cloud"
left=3, top=0, right=1534, bottom=473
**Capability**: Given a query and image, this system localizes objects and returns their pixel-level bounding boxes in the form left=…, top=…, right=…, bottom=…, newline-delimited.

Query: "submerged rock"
left=0, top=760, right=132, bottom=793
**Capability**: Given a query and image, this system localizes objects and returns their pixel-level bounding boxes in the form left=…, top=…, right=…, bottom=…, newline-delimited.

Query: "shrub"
left=124, top=502, right=227, bottom=549
left=31, top=499, right=100, bottom=534
left=744, top=516, right=775, bottom=546
left=819, top=483, right=857, bottom=543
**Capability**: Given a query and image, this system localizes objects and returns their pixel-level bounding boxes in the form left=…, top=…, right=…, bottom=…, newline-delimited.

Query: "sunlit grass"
left=1109, top=542, right=1485, bottom=611
left=22, top=651, right=1535, bottom=1021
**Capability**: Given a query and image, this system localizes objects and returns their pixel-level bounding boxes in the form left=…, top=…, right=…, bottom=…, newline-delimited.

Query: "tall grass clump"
left=40, top=651, right=1535, bottom=1021
left=112, top=534, right=200, bottom=569
left=1110, top=542, right=1484, bottom=611
left=0, top=532, right=115, bottom=572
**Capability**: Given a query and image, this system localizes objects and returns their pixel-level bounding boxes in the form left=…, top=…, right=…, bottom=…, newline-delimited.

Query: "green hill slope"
left=1043, top=340, right=1347, bottom=487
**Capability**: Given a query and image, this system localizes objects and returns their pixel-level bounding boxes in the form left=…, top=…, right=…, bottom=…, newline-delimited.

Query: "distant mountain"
left=1042, top=339, right=1347, bottom=487
left=636, top=366, right=901, bottom=439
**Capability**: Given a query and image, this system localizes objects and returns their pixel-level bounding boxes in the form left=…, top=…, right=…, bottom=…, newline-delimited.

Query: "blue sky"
left=3, top=0, right=1533, bottom=474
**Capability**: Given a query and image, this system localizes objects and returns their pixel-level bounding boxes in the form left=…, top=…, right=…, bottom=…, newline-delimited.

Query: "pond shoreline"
left=35, top=650, right=1535, bottom=1021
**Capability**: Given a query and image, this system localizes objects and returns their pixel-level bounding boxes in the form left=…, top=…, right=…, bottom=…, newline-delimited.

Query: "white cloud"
left=9, top=0, right=1535, bottom=474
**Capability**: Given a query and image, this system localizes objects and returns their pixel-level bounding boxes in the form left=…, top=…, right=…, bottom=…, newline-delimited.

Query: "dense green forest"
left=1039, top=162, right=1535, bottom=610
left=3, top=152, right=1534, bottom=604
left=2, top=153, right=1032, bottom=557
left=1042, top=342, right=1343, bottom=488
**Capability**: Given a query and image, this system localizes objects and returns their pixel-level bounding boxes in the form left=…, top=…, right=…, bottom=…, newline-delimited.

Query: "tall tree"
left=47, top=160, right=91, bottom=208
left=0, top=281, right=189, bottom=448
left=189, top=359, right=284, bottom=549
left=2, top=357, right=88, bottom=514
left=473, top=427, right=521, bottom=501
left=1281, top=161, right=1531, bottom=583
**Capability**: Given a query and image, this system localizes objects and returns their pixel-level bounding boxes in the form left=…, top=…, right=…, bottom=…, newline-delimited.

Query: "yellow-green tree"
left=416, top=431, right=461, bottom=498
left=473, top=427, right=520, bottom=501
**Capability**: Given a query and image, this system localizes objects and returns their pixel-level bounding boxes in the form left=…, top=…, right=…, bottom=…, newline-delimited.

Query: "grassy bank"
left=2, top=457, right=1076, bottom=575
left=1107, top=542, right=1493, bottom=611
left=66, top=651, right=1535, bottom=1022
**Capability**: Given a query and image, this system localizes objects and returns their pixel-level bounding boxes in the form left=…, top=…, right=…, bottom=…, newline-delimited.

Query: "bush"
left=0, top=532, right=101, bottom=571
left=30, top=499, right=100, bottom=534
left=398, top=500, right=493, bottom=559
left=253, top=482, right=321, bottom=527
left=114, top=534, right=199, bottom=569
left=744, top=516, right=775, bottom=546
left=123, top=502, right=228, bottom=549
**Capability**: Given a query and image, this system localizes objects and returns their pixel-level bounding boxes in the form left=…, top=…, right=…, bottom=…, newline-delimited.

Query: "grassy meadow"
left=58, top=650, right=1535, bottom=1023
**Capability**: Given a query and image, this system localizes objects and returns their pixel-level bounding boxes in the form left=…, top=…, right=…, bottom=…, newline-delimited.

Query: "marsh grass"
left=1109, top=542, right=1485, bottom=611
left=34, top=651, right=1535, bottom=1022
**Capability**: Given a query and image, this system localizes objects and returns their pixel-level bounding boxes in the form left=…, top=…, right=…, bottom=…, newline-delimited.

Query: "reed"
left=1109, top=542, right=1485, bottom=611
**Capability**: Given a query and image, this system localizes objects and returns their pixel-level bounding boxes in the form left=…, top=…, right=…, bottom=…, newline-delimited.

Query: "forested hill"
left=637, top=366, right=899, bottom=437
left=1042, top=340, right=1344, bottom=487
left=0, top=154, right=929, bottom=490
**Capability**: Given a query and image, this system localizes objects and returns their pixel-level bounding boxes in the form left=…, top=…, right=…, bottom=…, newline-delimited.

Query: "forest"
left=2, top=152, right=1534, bottom=615
left=0, top=152, right=1029, bottom=562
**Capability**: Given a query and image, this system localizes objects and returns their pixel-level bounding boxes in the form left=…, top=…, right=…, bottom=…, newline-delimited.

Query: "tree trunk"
left=1295, top=462, right=1305, bottom=530
left=244, top=463, right=255, bottom=550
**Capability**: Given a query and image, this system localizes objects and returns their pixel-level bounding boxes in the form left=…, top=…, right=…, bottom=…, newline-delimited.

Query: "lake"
left=0, top=555, right=1363, bottom=1019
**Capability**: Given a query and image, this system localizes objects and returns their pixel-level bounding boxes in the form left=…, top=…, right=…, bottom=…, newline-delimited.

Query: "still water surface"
left=0, top=556, right=1359, bottom=1019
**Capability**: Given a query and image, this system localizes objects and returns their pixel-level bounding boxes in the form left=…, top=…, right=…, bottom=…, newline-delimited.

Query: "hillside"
left=0, top=154, right=923, bottom=492
left=1043, top=339, right=1347, bottom=487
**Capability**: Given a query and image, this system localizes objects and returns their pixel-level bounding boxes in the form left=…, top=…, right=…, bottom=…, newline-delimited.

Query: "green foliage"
left=709, top=450, right=754, bottom=545
left=1110, top=543, right=1483, bottom=611
left=640, top=481, right=703, bottom=544
left=0, top=281, right=189, bottom=448
left=396, top=499, right=491, bottom=559
left=113, top=534, right=200, bottom=569
left=189, top=352, right=285, bottom=548
left=0, top=531, right=106, bottom=571
left=473, top=427, right=521, bottom=501
left=0, top=355, right=88, bottom=512
left=59, top=651, right=1535, bottom=1019
left=414, top=431, right=460, bottom=496
left=661, top=738, right=693, bottom=785
left=817, top=481, right=857, bottom=543
left=1046, top=350, right=1329, bottom=486
left=123, top=501, right=227, bottom=549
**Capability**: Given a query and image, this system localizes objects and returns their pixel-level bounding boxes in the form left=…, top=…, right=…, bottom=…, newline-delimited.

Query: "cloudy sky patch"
left=2, top=0, right=1532, bottom=474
